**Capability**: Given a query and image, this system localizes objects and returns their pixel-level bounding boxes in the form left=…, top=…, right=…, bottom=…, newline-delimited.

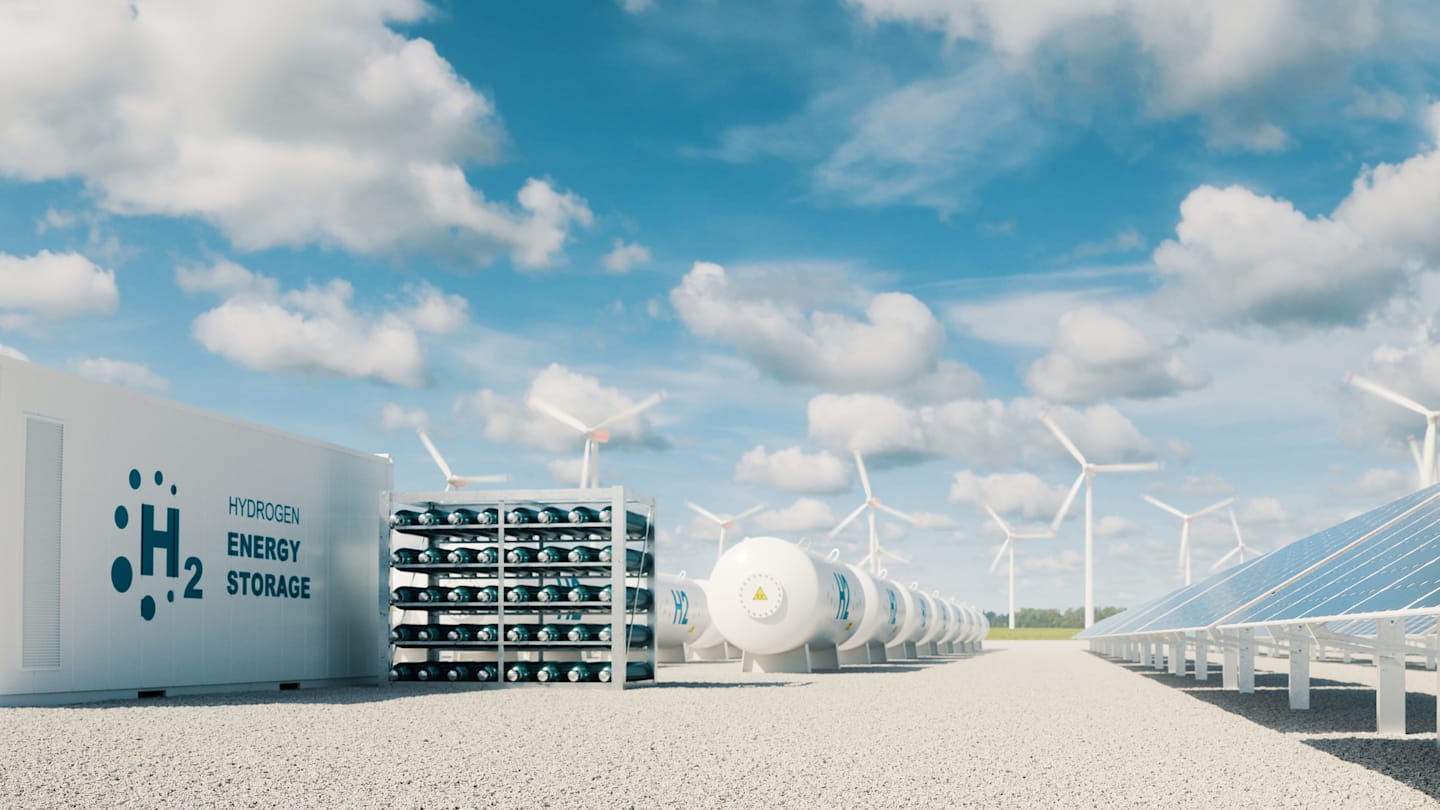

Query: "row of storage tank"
left=657, top=536, right=988, bottom=673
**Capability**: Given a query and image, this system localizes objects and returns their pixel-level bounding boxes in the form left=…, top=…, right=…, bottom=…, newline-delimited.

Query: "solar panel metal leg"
left=1288, top=627, right=1310, bottom=710
left=1170, top=634, right=1185, bottom=676
left=1152, top=638, right=1166, bottom=671
left=1376, top=617, right=1406, bottom=734
left=1222, top=632, right=1238, bottom=690
left=1238, top=628, right=1255, bottom=694
left=1194, top=637, right=1208, bottom=681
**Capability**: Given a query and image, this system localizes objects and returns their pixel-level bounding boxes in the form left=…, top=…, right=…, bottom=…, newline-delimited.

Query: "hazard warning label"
left=753, top=587, right=767, bottom=601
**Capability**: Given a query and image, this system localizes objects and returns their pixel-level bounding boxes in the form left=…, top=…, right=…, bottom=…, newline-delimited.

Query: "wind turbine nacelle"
left=654, top=572, right=714, bottom=652
left=708, top=536, right=867, bottom=656
left=838, top=564, right=907, bottom=651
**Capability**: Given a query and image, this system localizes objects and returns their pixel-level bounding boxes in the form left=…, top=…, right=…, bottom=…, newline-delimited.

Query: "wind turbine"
left=1347, top=374, right=1439, bottom=488
left=1043, top=414, right=1161, bottom=628
left=1141, top=493, right=1235, bottom=586
left=985, top=505, right=1055, bottom=630
left=416, top=429, right=509, bottom=491
left=1211, top=508, right=1257, bottom=572
left=686, top=501, right=765, bottom=561
left=527, top=391, right=665, bottom=488
left=827, top=450, right=917, bottom=574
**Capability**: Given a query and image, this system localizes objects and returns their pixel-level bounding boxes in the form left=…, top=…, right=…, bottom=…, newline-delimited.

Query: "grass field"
left=986, top=627, right=1080, bottom=640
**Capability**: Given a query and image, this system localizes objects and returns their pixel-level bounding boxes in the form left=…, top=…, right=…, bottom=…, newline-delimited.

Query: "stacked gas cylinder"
left=656, top=536, right=988, bottom=673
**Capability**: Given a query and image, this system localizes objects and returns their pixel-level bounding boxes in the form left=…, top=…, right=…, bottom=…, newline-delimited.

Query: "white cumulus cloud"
left=733, top=445, right=851, bottom=494
left=0, top=250, right=118, bottom=328
left=947, top=470, right=1070, bottom=522
left=183, top=264, right=466, bottom=387
left=1026, top=307, right=1209, bottom=403
left=807, top=393, right=1157, bottom=467
left=601, top=239, right=652, bottom=273
left=380, top=403, right=429, bottom=432
left=0, top=0, right=590, bottom=266
left=459, top=363, right=667, bottom=452
left=754, top=498, right=839, bottom=534
left=69, top=357, right=168, bottom=393
left=670, top=261, right=948, bottom=391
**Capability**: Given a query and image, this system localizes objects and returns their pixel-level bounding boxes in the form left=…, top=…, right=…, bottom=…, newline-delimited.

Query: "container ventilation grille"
left=22, top=416, right=62, bottom=669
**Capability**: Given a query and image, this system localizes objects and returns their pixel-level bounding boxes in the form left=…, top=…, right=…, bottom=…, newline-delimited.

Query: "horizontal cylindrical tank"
left=689, top=578, right=729, bottom=650
left=915, top=589, right=946, bottom=646
left=838, top=563, right=906, bottom=651
left=890, top=580, right=928, bottom=644
left=941, top=600, right=966, bottom=645
left=655, top=572, right=713, bottom=648
left=919, top=591, right=950, bottom=646
left=709, top=537, right=866, bottom=655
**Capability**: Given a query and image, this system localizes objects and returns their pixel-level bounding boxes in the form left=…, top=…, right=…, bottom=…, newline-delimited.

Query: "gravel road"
left=1, top=640, right=1435, bottom=808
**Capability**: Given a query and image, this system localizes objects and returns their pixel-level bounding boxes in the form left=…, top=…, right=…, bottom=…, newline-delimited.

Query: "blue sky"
left=4, top=0, right=1440, bottom=613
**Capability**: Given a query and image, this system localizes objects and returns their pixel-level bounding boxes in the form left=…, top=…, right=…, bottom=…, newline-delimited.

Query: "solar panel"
left=1081, top=484, right=1440, bottom=637
left=1223, top=494, right=1440, bottom=625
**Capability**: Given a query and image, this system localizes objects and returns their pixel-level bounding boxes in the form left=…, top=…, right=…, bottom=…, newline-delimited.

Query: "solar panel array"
left=1078, top=484, right=1440, bottom=639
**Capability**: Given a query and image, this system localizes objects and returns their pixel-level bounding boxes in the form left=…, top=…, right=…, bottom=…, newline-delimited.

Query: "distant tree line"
left=983, top=606, right=1125, bottom=628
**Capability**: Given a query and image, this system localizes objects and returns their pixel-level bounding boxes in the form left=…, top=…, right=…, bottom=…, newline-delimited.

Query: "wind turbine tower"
left=1141, top=493, right=1235, bottom=586
left=1043, top=414, right=1161, bottom=628
left=1211, top=508, right=1256, bottom=572
left=686, top=501, right=765, bottom=561
left=984, top=505, right=1055, bottom=630
left=527, top=390, right=665, bottom=488
left=416, top=429, right=509, bottom=491
left=1347, top=374, right=1439, bottom=489
left=827, top=450, right=917, bottom=575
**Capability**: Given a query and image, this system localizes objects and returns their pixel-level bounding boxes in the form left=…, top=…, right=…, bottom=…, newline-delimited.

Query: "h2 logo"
left=671, top=589, right=689, bottom=625
left=833, top=573, right=851, bottom=621
left=887, top=589, right=898, bottom=626
left=110, top=468, right=203, bottom=621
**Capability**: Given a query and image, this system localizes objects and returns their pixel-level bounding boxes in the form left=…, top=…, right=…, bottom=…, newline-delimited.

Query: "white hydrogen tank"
left=709, top=537, right=865, bottom=673
left=838, top=563, right=905, bottom=665
left=919, top=592, right=949, bottom=654
left=654, top=572, right=713, bottom=663
left=885, top=580, right=927, bottom=659
left=687, top=578, right=737, bottom=660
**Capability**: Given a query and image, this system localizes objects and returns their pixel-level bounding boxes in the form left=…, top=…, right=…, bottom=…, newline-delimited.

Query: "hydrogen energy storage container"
left=885, top=580, right=928, bottom=660
left=837, top=563, right=905, bottom=665
left=686, top=578, right=736, bottom=661
left=708, top=537, right=865, bottom=673
left=654, top=572, right=713, bottom=663
left=0, top=358, right=393, bottom=705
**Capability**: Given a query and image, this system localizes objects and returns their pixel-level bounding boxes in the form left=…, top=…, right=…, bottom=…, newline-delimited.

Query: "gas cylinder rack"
left=385, top=487, right=656, bottom=690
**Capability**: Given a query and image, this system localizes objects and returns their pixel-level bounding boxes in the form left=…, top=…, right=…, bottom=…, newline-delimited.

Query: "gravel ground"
left=1, top=640, right=1437, bottom=808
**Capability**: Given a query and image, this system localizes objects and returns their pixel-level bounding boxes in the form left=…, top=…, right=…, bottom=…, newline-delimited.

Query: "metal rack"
left=385, top=487, right=656, bottom=689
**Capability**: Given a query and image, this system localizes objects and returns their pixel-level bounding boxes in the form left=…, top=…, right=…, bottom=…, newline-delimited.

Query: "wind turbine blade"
left=416, top=430, right=453, bottom=480
left=686, top=501, right=726, bottom=526
left=1040, top=414, right=1087, bottom=466
left=983, top=504, right=1011, bottom=535
left=1210, top=546, right=1241, bottom=571
left=874, top=502, right=917, bottom=525
left=732, top=503, right=766, bottom=522
left=453, top=474, right=509, bottom=485
left=1191, top=496, right=1236, bottom=519
left=1142, top=493, right=1188, bottom=520
left=1425, top=418, right=1436, bottom=489
left=827, top=502, right=868, bottom=539
left=1093, top=461, right=1162, bottom=473
left=590, top=391, right=666, bottom=432
left=880, top=547, right=912, bottom=564
left=1016, top=530, right=1056, bottom=540
left=527, top=396, right=591, bottom=434
left=1348, top=374, right=1436, bottom=418
left=989, top=539, right=1012, bottom=575
left=1051, top=472, right=1085, bottom=532
left=1228, top=509, right=1245, bottom=545
left=853, top=450, right=873, bottom=499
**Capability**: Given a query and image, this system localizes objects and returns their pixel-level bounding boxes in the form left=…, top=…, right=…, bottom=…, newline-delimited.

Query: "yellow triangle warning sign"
left=753, top=587, right=768, bottom=601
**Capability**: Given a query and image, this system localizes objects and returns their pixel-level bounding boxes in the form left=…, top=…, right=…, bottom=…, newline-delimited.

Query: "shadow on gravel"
left=1303, top=738, right=1440, bottom=799
left=1125, top=665, right=1439, bottom=736
left=824, top=665, right=927, bottom=674
left=648, top=680, right=804, bottom=689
